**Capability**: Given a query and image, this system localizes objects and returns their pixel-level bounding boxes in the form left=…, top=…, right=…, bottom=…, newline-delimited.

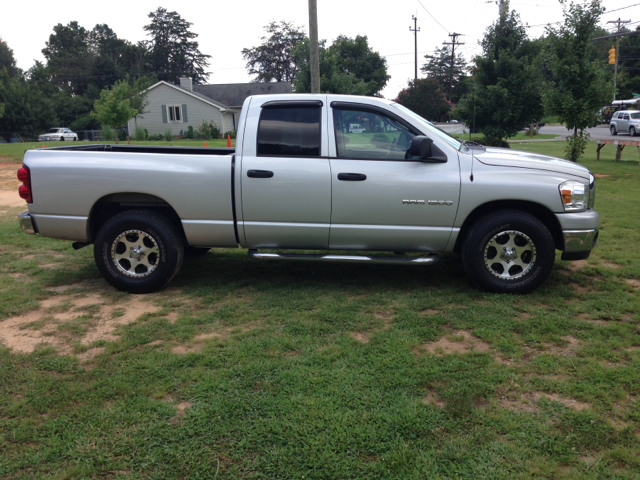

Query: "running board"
left=248, top=250, right=438, bottom=265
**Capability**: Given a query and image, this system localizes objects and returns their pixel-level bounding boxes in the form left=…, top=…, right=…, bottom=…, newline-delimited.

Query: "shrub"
left=101, top=125, right=114, bottom=141
left=147, top=133, right=164, bottom=141
left=210, top=121, right=221, bottom=139
left=164, top=128, right=173, bottom=142
left=184, top=125, right=195, bottom=139
left=134, top=126, right=147, bottom=141
left=117, top=129, right=128, bottom=141
left=370, top=133, right=391, bottom=147
left=223, top=130, right=237, bottom=139
left=196, top=120, right=211, bottom=140
left=478, top=135, right=510, bottom=148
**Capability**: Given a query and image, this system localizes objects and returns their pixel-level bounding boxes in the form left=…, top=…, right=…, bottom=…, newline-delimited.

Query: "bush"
left=147, top=133, right=164, bottom=141
left=478, top=136, right=510, bottom=148
left=223, top=130, right=237, bottom=139
left=134, top=126, right=147, bottom=141
left=101, top=125, right=114, bottom=141
left=196, top=120, right=221, bottom=140
left=184, top=125, right=195, bottom=139
left=370, top=133, right=391, bottom=147
left=164, top=128, right=173, bottom=142
left=117, top=129, right=128, bottom=141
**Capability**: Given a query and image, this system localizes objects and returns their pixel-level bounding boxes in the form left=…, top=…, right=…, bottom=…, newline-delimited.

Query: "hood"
left=474, top=146, right=590, bottom=180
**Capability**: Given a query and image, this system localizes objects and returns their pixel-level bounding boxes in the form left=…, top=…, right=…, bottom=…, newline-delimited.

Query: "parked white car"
left=38, top=128, right=78, bottom=142
left=609, top=110, right=640, bottom=136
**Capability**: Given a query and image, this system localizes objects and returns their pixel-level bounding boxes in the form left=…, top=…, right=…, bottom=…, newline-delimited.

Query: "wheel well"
left=453, top=200, right=564, bottom=252
left=86, top=193, right=185, bottom=243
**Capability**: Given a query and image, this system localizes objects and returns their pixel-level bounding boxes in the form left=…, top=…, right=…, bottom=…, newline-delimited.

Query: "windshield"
left=46, top=129, right=60, bottom=133
left=631, top=113, right=640, bottom=120
left=390, top=103, right=463, bottom=150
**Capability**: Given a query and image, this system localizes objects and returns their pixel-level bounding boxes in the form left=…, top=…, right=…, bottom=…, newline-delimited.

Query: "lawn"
left=452, top=132, right=561, bottom=141
left=0, top=141, right=639, bottom=478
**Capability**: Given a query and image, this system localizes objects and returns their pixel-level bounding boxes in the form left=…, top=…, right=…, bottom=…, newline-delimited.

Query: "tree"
left=144, top=7, right=210, bottom=84
left=242, top=21, right=306, bottom=83
left=422, top=46, right=468, bottom=102
left=123, top=75, right=156, bottom=128
left=293, top=35, right=389, bottom=96
left=545, top=0, right=609, bottom=162
left=454, top=10, right=543, bottom=146
left=0, top=38, right=21, bottom=79
left=394, top=78, right=451, bottom=121
left=92, top=80, right=138, bottom=144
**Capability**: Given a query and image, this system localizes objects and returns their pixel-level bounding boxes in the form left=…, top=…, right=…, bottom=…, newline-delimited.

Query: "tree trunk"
left=115, top=124, right=118, bottom=144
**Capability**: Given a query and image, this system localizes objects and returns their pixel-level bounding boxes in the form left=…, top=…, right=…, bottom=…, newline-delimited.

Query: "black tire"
left=631, top=127, right=637, bottom=137
left=186, top=246, right=211, bottom=256
left=610, top=125, right=617, bottom=136
left=60, top=136, right=64, bottom=141
left=94, top=210, right=184, bottom=293
left=73, top=137, right=77, bottom=141
left=461, top=210, right=555, bottom=293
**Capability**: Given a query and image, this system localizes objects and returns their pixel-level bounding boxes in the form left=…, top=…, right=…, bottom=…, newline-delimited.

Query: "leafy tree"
left=0, top=38, right=21, bottom=78
left=242, top=21, right=306, bottom=83
left=394, top=78, right=451, bottom=121
left=545, top=0, right=609, bottom=161
left=454, top=10, right=543, bottom=146
left=123, top=75, right=156, bottom=128
left=144, top=7, right=210, bottom=84
left=616, top=26, right=640, bottom=99
left=294, top=35, right=389, bottom=96
left=421, top=46, right=468, bottom=102
left=91, top=80, right=138, bottom=144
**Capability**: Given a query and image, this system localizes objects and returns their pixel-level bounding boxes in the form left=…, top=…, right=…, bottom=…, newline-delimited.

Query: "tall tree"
left=0, top=38, right=21, bottom=78
left=294, top=35, right=389, bottom=96
left=545, top=0, right=609, bottom=162
left=92, top=80, right=138, bottom=144
left=144, top=8, right=210, bottom=84
left=454, top=10, right=543, bottom=146
left=421, top=45, right=468, bottom=102
left=242, top=21, right=306, bottom=83
left=394, top=78, right=451, bottom=121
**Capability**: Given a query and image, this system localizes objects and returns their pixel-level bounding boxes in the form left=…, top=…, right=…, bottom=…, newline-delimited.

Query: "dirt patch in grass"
left=625, top=279, right=640, bottom=289
left=420, top=308, right=440, bottom=316
left=500, top=391, right=590, bottom=412
left=0, top=190, right=26, bottom=208
left=76, top=346, right=106, bottom=364
left=421, top=389, right=445, bottom=408
left=594, top=174, right=610, bottom=178
left=0, top=291, right=160, bottom=358
left=567, top=259, right=589, bottom=272
left=417, top=330, right=492, bottom=356
left=171, top=325, right=257, bottom=353
left=352, top=332, right=369, bottom=343
left=602, top=260, right=622, bottom=269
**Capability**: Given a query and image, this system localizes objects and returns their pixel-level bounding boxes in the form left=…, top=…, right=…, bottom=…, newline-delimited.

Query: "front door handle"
left=337, top=173, right=367, bottom=181
left=247, top=169, right=274, bottom=178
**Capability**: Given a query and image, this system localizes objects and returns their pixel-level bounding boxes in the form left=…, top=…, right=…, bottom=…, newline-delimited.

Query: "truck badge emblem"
left=402, top=199, right=425, bottom=205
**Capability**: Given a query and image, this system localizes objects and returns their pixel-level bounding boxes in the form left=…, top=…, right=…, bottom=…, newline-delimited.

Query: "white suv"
left=610, top=110, right=640, bottom=136
left=38, top=128, right=78, bottom=142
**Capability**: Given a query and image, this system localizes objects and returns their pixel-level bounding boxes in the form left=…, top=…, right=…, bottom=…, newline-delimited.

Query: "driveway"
left=539, top=124, right=635, bottom=142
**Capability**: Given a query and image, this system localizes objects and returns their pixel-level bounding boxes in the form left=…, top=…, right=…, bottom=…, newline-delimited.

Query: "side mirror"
left=410, top=136, right=432, bottom=159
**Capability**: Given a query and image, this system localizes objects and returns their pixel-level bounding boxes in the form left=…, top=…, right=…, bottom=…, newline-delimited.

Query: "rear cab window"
left=257, top=103, right=322, bottom=157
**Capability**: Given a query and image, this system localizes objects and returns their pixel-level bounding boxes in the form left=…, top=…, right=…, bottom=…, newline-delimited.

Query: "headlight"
left=559, top=180, right=589, bottom=211
left=588, top=173, right=595, bottom=209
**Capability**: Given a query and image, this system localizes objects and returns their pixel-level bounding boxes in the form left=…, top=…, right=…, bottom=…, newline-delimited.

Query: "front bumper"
left=563, top=229, right=598, bottom=253
left=18, top=212, right=36, bottom=235
left=555, top=210, right=599, bottom=260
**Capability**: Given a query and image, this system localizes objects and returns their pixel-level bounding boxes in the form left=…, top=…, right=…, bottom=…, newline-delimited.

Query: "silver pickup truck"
left=17, top=94, right=598, bottom=294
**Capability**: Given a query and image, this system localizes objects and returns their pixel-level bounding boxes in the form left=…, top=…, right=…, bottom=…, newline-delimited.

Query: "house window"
left=167, top=105, right=183, bottom=123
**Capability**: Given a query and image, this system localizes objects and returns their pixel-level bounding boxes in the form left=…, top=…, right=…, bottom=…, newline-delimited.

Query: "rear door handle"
left=337, top=173, right=367, bottom=181
left=247, top=170, right=274, bottom=178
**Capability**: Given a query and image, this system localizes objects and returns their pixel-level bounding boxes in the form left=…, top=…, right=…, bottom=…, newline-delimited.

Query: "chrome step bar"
left=248, top=249, right=438, bottom=265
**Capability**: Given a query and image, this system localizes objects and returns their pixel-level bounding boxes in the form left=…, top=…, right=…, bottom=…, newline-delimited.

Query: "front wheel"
left=631, top=127, right=637, bottom=137
left=94, top=210, right=184, bottom=293
left=610, top=125, right=617, bottom=136
left=461, top=210, right=555, bottom=293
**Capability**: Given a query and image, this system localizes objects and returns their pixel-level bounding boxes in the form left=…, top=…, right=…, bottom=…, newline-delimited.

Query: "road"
left=539, top=124, right=634, bottom=142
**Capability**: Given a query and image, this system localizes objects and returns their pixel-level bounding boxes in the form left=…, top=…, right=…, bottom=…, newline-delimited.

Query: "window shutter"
left=161, top=105, right=168, bottom=123
left=182, top=104, right=188, bottom=122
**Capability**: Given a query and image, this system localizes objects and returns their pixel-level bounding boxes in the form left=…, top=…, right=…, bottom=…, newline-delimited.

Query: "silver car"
left=610, top=110, right=640, bottom=136
left=38, top=128, right=78, bottom=142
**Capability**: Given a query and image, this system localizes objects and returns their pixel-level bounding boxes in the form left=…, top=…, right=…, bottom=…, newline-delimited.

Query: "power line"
left=409, top=15, right=420, bottom=80
left=443, top=33, right=464, bottom=103
left=604, top=3, right=640, bottom=15
left=416, top=0, right=450, bottom=34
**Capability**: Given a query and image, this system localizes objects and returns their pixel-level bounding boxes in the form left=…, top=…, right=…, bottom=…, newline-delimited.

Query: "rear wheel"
left=461, top=210, right=555, bottom=293
left=610, top=125, right=617, bottom=136
left=631, top=127, right=637, bottom=137
left=94, top=210, right=184, bottom=293
left=60, top=136, right=65, bottom=141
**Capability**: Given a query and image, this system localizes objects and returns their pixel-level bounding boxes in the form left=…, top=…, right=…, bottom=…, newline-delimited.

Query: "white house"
left=128, top=77, right=292, bottom=137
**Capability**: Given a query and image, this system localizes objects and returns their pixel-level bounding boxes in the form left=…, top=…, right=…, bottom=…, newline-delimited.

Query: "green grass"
left=1, top=141, right=639, bottom=478
left=453, top=132, right=561, bottom=141
left=0, top=139, right=235, bottom=163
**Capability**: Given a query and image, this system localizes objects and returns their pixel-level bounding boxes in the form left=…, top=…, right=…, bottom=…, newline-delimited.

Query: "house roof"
left=192, top=82, right=292, bottom=108
left=145, top=81, right=231, bottom=111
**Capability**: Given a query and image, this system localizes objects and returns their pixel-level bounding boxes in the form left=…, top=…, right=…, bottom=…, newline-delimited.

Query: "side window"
left=333, top=108, right=416, bottom=160
left=624, top=113, right=630, bottom=120
left=257, top=106, right=321, bottom=157
left=167, top=105, right=183, bottom=123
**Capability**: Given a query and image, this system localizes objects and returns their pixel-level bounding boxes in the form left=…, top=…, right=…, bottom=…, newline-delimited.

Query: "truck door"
left=328, top=101, right=460, bottom=252
left=240, top=98, right=332, bottom=249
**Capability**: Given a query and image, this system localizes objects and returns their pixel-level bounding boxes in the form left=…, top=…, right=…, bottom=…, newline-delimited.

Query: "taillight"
left=17, top=165, right=32, bottom=203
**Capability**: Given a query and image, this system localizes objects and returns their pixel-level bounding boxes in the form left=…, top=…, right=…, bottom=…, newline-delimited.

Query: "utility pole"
left=409, top=15, right=420, bottom=80
left=443, top=33, right=464, bottom=103
left=485, top=0, right=508, bottom=18
left=308, top=0, right=320, bottom=93
left=607, top=18, right=631, bottom=102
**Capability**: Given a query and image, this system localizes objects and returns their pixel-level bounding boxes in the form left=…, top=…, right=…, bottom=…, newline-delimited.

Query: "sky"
left=1, top=0, right=638, bottom=99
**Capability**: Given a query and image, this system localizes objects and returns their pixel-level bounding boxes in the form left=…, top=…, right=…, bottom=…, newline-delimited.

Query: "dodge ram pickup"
left=17, top=94, right=599, bottom=294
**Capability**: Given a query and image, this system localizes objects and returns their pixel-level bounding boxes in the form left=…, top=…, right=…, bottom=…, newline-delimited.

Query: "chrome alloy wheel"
left=111, top=230, right=160, bottom=278
left=483, top=230, right=537, bottom=280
